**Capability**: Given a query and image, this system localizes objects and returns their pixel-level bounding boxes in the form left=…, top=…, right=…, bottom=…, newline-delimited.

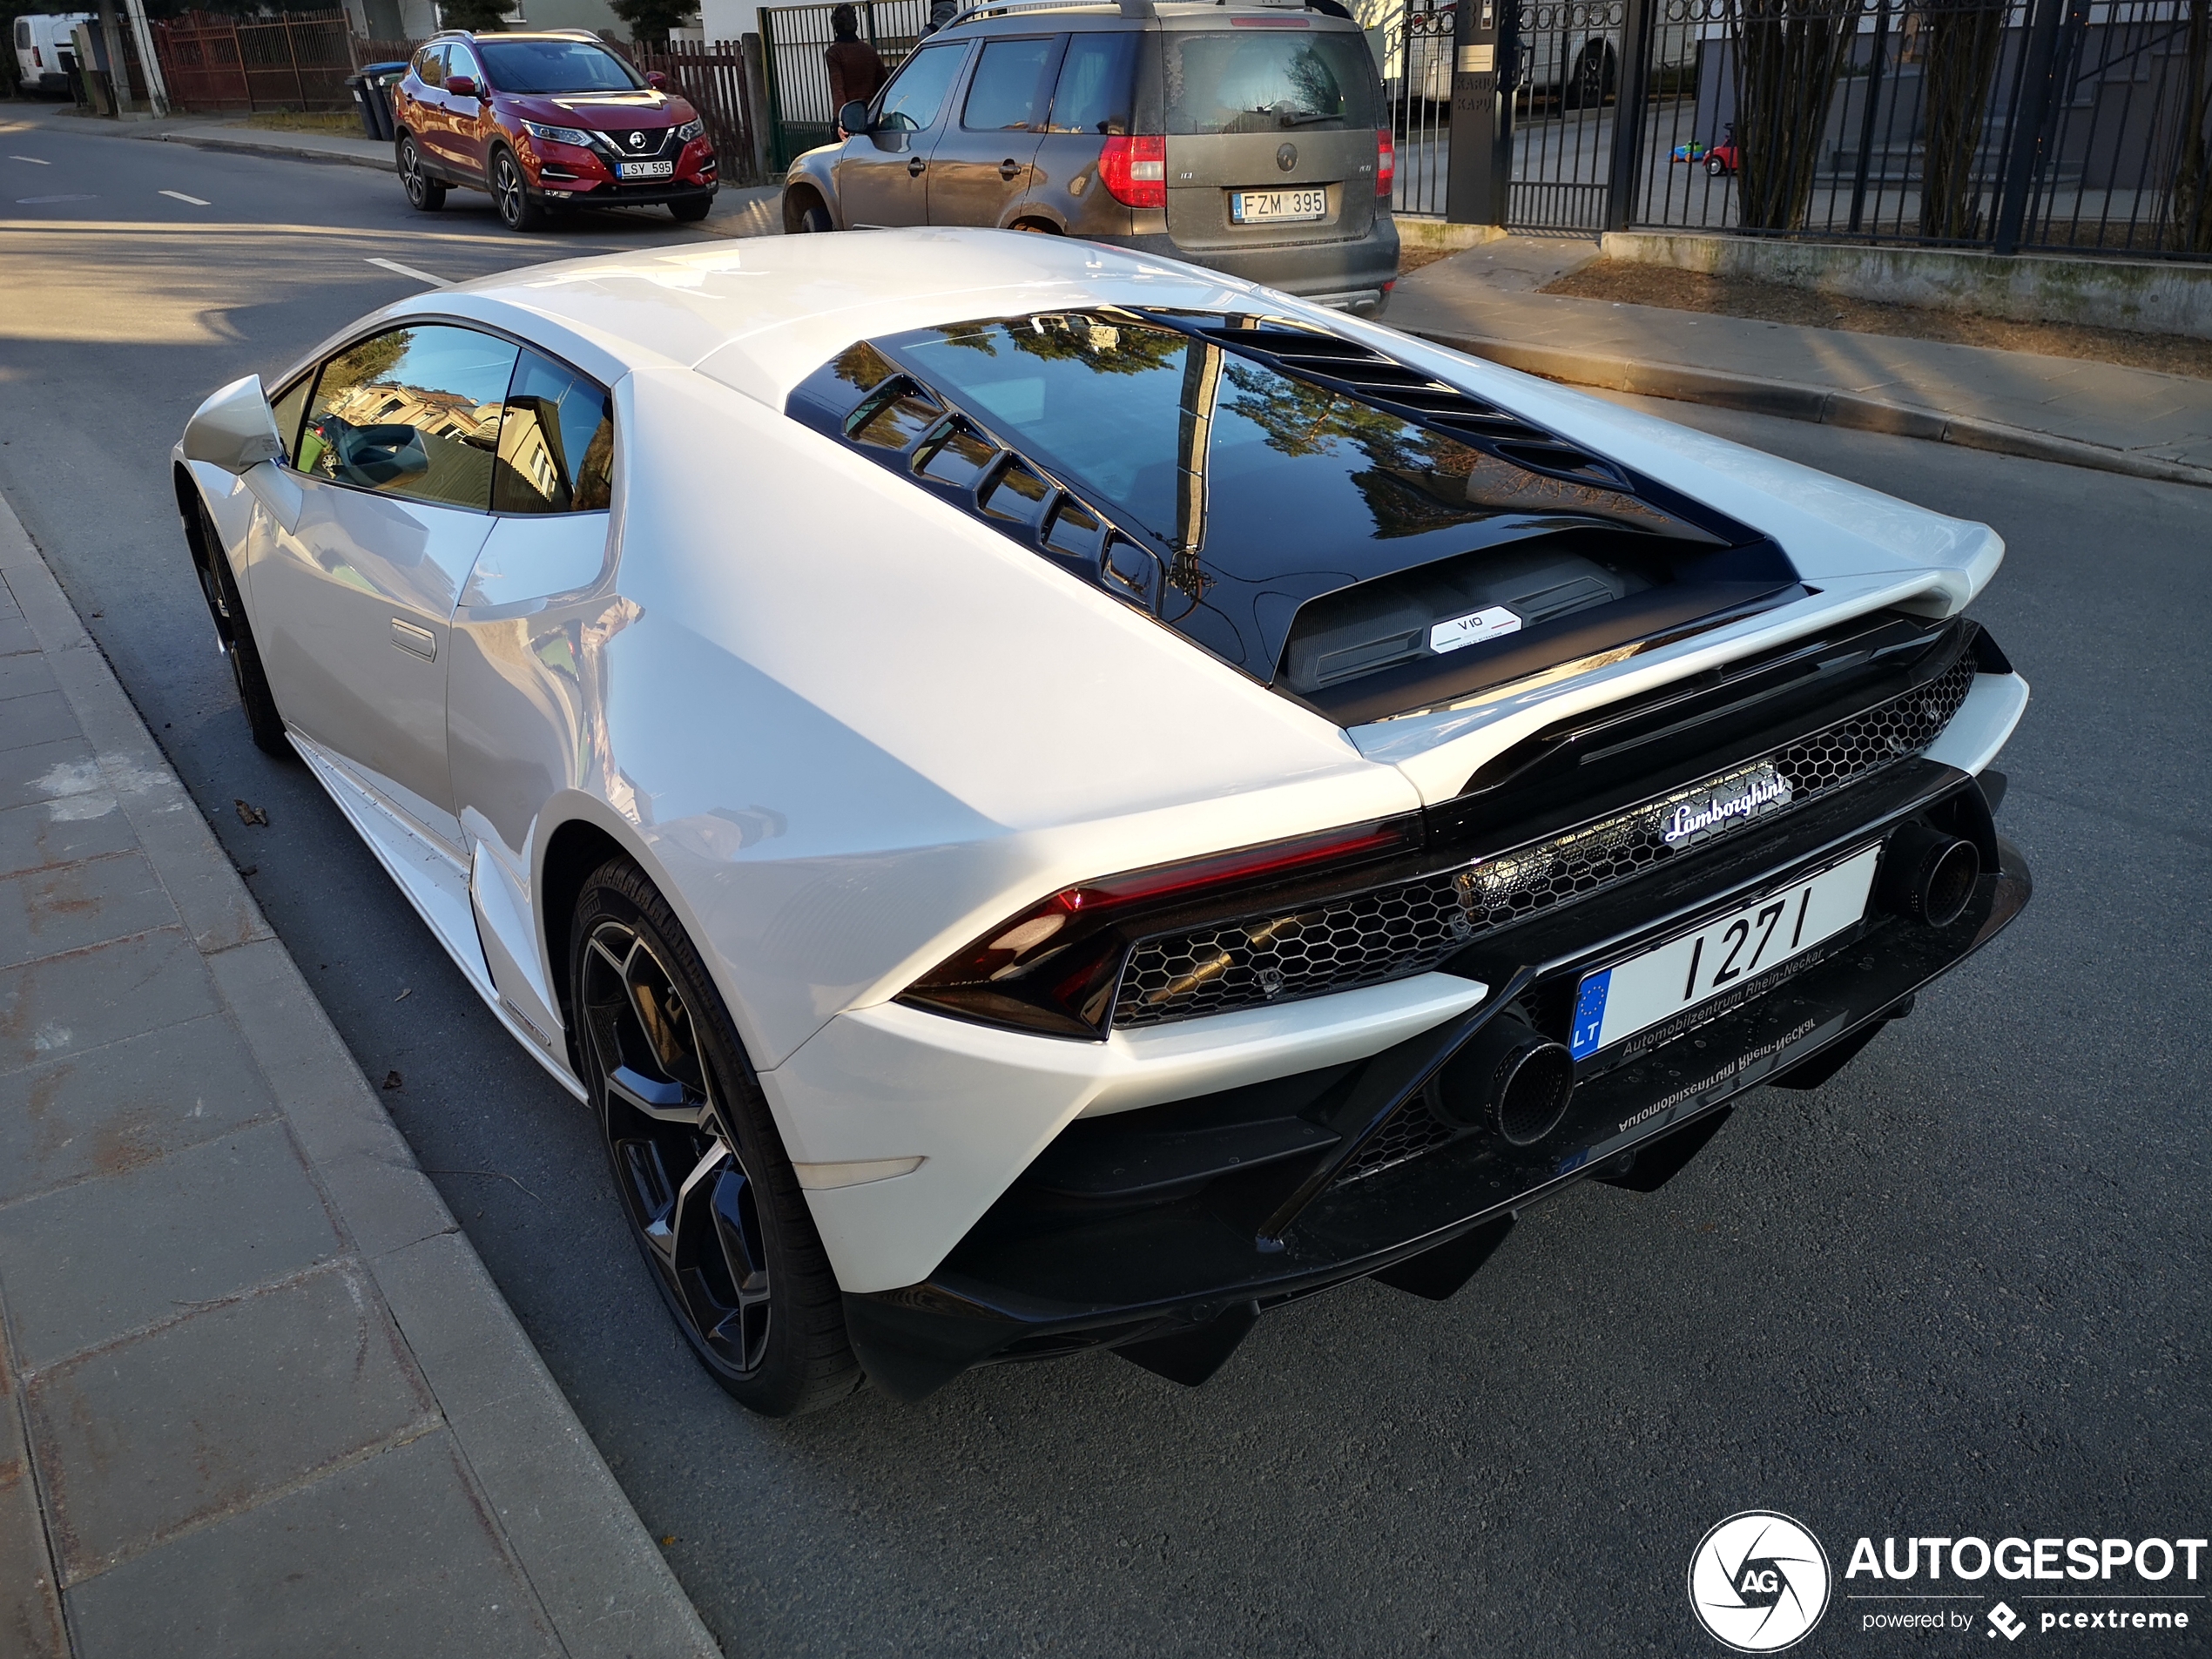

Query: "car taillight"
left=1099, top=134, right=1165, bottom=211
left=1377, top=130, right=1395, bottom=202
left=898, top=818, right=1421, bottom=1038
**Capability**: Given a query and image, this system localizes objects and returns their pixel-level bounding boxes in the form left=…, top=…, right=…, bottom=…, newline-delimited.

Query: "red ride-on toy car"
left=1704, top=124, right=1740, bottom=177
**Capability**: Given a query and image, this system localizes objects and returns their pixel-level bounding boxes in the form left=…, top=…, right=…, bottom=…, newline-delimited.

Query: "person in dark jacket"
left=826, top=4, right=887, bottom=120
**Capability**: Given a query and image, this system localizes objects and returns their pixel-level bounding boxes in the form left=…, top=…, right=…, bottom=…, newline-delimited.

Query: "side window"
left=300, top=325, right=520, bottom=512
left=1047, top=31, right=1136, bottom=134
left=415, top=44, right=448, bottom=84
left=961, top=37, right=1058, bottom=132
left=447, top=44, right=481, bottom=85
left=268, top=374, right=311, bottom=466
left=493, top=351, right=616, bottom=515
left=873, top=42, right=968, bottom=132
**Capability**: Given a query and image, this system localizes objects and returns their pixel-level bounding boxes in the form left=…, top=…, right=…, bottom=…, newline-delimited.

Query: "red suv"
left=392, top=30, right=718, bottom=231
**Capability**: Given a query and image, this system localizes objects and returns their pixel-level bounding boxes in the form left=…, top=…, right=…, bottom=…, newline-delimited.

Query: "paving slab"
left=63, top=1431, right=563, bottom=1659
left=0, top=1118, right=343, bottom=1368
left=0, top=926, right=220, bottom=1073
left=0, top=850, right=178, bottom=970
left=27, top=1260, right=439, bottom=1580
left=0, top=1015, right=278, bottom=1204
left=0, top=796, right=138, bottom=883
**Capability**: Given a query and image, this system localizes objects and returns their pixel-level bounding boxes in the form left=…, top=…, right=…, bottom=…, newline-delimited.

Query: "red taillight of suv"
left=1377, top=130, right=1396, bottom=202
left=1099, top=134, right=1166, bottom=211
left=898, top=817, right=1422, bottom=1037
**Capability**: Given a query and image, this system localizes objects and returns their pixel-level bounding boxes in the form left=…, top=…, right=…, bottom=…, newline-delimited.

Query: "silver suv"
left=780, top=0, right=1399, bottom=311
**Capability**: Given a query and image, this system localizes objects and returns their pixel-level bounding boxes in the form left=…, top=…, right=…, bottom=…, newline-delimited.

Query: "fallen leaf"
left=381, top=1070, right=402, bottom=1090
left=234, top=799, right=269, bottom=827
left=395, top=988, right=412, bottom=1001
left=660, top=1535, right=678, bottom=1547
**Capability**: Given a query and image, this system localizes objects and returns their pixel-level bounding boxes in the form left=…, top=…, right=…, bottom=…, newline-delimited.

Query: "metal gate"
left=1507, top=0, right=1629, bottom=229
left=759, top=0, right=930, bottom=169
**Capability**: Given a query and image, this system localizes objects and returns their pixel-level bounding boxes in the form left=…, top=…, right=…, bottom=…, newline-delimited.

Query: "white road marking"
left=10, top=154, right=51, bottom=164
left=366, top=255, right=451, bottom=287
left=159, top=189, right=211, bottom=206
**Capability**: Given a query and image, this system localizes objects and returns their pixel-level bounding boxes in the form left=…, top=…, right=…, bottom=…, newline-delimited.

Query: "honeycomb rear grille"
left=1111, top=654, right=1979, bottom=1029
left=1334, top=1096, right=1460, bottom=1184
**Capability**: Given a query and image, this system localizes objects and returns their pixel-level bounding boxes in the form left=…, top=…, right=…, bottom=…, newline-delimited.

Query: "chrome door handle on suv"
left=907, top=156, right=926, bottom=177
left=998, top=158, right=1022, bottom=181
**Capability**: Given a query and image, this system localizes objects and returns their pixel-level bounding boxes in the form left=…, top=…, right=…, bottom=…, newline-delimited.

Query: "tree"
left=1916, top=0, right=2008, bottom=239
left=609, top=0, right=698, bottom=46
left=436, top=0, right=515, bottom=33
left=1729, top=0, right=1860, bottom=230
left=2172, top=0, right=2212, bottom=252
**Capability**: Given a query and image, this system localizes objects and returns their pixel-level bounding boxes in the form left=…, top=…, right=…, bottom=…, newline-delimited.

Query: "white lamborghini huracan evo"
left=175, top=230, right=2030, bottom=1414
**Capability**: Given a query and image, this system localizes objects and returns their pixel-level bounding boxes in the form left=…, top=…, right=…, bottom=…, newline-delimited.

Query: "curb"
left=1399, top=327, right=2212, bottom=490
left=0, top=494, right=721, bottom=1658
left=151, top=129, right=396, bottom=172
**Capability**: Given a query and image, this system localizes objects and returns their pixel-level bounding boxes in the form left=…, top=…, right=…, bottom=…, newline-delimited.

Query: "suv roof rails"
left=940, top=0, right=1154, bottom=25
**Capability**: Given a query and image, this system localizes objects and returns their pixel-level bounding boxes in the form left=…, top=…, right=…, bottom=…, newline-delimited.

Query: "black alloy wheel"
left=570, top=858, right=863, bottom=1416
left=491, top=147, right=547, bottom=231
left=192, top=501, right=291, bottom=758
left=397, top=132, right=445, bottom=211
left=795, top=199, right=833, bottom=233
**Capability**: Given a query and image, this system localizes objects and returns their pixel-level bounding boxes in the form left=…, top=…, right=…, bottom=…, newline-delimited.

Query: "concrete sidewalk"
left=0, top=496, right=718, bottom=1657
left=1382, top=232, right=2212, bottom=487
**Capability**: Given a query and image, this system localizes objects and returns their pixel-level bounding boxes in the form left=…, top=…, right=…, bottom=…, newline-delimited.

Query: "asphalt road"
left=4, top=105, right=2207, bottom=1657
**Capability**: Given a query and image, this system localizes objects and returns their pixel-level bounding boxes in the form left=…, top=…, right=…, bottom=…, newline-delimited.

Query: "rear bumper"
left=844, top=763, right=2030, bottom=1402
left=1115, top=213, right=1403, bottom=310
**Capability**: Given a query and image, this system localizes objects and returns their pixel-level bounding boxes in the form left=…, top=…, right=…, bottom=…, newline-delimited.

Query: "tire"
left=669, top=195, right=713, bottom=222
left=491, top=147, right=548, bottom=232
left=793, top=198, right=833, bottom=233
left=397, top=132, right=445, bottom=211
left=1564, top=41, right=1615, bottom=111
left=1705, top=152, right=1728, bottom=178
left=569, top=857, right=864, bottom=1417
left=192, top=501, right=292, bottom=759
left=1010, top=219, right=1060, bottom=234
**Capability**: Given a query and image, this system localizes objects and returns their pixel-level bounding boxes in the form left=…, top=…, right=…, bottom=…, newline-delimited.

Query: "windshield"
left=1164, top=29, right=1375, bottom=134
left=477, top=38, right=644, bottom=94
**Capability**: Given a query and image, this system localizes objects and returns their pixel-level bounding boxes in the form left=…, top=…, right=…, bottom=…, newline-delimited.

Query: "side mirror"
left=837, top=98, right=873, bottom=136
left=645, top=70, right=669, bottom=90
left=183, top=375, right=286, bottom=477
left=445, top=73, right=478, bottom=98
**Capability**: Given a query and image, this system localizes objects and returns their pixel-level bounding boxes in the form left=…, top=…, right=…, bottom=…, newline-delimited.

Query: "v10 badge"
left=1690, top=1511, right=1833, bottom=1652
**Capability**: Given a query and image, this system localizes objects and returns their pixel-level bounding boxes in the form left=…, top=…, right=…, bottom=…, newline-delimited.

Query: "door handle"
left=907, top=155, right=926, bottom=177
left=391, top=618, right=437, bottom=661
left=998, top=158, right=1022, bottom=181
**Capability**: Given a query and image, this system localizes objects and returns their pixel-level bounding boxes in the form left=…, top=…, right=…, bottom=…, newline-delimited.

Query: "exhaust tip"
left=1878, top=823, right=1981, bottom=929
left=1438, top=1019, right=1577, bottom=1147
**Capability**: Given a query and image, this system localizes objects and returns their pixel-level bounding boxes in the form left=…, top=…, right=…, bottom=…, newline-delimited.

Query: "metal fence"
left=1386, top=0, right=2212, bottom=259
left=760, top=0, right=932, bottom=166
left=154, top=9, right=358, bottom=113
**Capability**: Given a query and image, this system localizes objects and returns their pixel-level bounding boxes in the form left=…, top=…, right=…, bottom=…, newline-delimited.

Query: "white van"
left=12, top=13, right=94, bottom=96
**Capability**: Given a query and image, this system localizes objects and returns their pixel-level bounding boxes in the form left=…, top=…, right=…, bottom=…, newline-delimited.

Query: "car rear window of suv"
left=1163, top=29, right=1375, bottom=134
